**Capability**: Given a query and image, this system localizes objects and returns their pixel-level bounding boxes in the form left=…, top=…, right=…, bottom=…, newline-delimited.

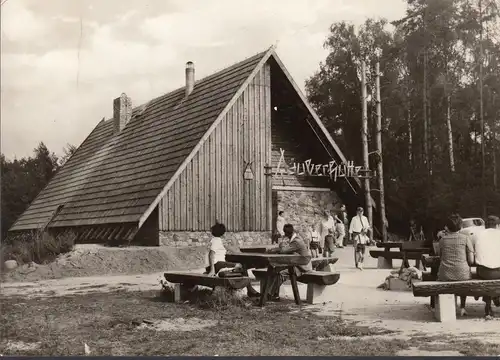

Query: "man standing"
left=273, top=211, right=286, bottom=244
left=339, top=205, right=350, bottom=246
left=349, top=207, right=371, bottom=270
left=472, top=215, right=500, bottom=319
left=266, top=224, right=312, bottom=301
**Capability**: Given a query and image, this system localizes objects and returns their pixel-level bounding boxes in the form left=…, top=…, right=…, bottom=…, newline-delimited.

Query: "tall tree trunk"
left=428, top=92, right=433, bottom=175
left=479, top=0, right=486, bottom=218
left=445, top=59, right=455, bottom=172
left=494, top=123, right=498, bottom=191
left=493, top=97, right=498, bottom=191
left=408, top=104, right=413, bottom=167
left=361, top=60, right=373, bottom=240
left=446, top=94, right=455, bottom=172
left=375, top=62, right=387, bottom=242
left=423, top=50, right=429, bottom=173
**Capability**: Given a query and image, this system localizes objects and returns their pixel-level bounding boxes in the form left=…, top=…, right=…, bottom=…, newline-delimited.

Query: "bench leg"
left=289, top=266, right=301, bottom=306
left=377, top=256, right=393, bottom=269
left=259, top=266, right=273, bottom=307
left=259, top=279, right=266, bottom=294
left=434, top=294, right=456, bottom=322
left=174, top=284, right=182, bottom=303
left=306, top=284, right=327, bottom=305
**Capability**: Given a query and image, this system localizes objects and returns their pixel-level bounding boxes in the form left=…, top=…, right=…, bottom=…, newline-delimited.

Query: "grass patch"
left=1, top=230, right=75, bottom=267
left=409, top=335, right=500, bottom=356
left=0, top=290, right=411, bottom=356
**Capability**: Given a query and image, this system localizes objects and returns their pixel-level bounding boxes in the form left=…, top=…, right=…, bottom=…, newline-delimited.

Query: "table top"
left=239, top=245, right=275, bottom=253
left=376, top=242, right=403, bottom=249
left=226, top=253, right=310, bottom=268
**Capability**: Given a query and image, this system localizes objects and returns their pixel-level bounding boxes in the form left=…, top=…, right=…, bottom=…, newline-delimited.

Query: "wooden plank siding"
left=159, top=65, right=272, bottom=231
left=270, top=106, right=331, bottom=189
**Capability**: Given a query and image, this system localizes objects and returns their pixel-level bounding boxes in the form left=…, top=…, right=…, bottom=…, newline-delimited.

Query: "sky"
left=1, top=0, right=407, bottom=160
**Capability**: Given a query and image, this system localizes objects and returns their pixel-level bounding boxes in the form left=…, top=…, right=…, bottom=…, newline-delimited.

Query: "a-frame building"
left=8, top=46, right=376, bottom=246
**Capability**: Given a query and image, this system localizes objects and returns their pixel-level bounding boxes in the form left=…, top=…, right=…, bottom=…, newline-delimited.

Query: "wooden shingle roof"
left=9, top=49, right=270, bottom=232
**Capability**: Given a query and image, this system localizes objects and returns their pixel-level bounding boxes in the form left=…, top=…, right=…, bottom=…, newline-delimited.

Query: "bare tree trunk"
left=423, top=50, right=429, bottom=173
left=446, top=94, right=455, bottom=172
left=479, top=0, right=486, bottom=218
left=375, top=62, right=387, bottom=242
left=429, top=94, right=433, bottom=175
left=408, top=105, right=413, bottom=166
left=494, top=121, right=497, bottom=191
left=361, top=61, right=373, bottom=241
left=494, top=96, right=498, bottom=191
left=445, top=59, right=455, bottom=172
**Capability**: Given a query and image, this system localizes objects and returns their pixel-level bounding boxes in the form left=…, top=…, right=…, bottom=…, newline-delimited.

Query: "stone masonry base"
left=159, top=231, right=272, bottom=249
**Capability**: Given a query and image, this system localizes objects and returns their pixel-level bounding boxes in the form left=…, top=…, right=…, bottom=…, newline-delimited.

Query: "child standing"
left=323, top=228, right=336, bottom=258
left=309, top=226, right=320, bottom=258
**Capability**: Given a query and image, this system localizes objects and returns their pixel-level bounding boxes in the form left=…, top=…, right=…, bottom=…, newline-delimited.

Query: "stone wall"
left=159, top=231, right=272, bottom=251
left=275, top=189, right=342, bottom=241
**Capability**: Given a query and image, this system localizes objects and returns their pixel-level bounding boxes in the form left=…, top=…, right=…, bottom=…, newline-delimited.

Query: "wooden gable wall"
left=158, top=64, right=272, bottom=232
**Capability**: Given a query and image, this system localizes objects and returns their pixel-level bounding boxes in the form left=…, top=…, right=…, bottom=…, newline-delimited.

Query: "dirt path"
left=2, top=246, right=499, bottom=351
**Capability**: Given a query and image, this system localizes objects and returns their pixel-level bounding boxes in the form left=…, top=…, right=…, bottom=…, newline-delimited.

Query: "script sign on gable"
left=274, top=149, right=364, bottom=182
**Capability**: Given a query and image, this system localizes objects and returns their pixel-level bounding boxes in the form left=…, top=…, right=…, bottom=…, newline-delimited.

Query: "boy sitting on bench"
left=205, top=221, right=260, bottom=298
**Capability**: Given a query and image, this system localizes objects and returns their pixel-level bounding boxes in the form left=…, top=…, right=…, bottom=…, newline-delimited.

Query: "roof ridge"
left=106, top=47, right=272, bottom=121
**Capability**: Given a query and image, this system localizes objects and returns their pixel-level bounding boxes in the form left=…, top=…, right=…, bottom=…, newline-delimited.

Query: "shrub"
left=0, top=229, right=75, bottom=266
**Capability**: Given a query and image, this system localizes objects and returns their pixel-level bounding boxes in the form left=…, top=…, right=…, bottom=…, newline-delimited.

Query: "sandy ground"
left=2, top=245, right=500, bottom=354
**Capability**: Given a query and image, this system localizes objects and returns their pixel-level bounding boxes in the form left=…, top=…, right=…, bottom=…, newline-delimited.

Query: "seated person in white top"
left=205, top=222, right=260, bottom=298
left=472, top=215, right=500, bottom=319
left=349, top=207, right=371, bottom=270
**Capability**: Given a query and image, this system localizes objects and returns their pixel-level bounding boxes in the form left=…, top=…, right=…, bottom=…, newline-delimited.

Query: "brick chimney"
left=185, top=61, right=195, bottom=97
left=113, top=93, right=132, bottom=133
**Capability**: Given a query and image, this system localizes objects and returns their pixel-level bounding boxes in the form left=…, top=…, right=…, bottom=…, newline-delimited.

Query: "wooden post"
left=375, top=62, right=387, bottom=242
left=361, top=60, right=373, bottom=241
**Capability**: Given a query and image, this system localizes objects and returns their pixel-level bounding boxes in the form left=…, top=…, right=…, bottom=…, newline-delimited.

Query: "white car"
left=460, top=217, right=485, bottom=237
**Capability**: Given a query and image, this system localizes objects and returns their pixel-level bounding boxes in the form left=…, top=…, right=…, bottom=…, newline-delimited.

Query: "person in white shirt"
left=204, top=222, right=260, bottom=297
left=319, top=211, right=335, bottom=254
left=309, top=225, right=320, bottom=258
left=349, top=207, right=371, bottom=270
left=273, top=211, right=287, bottom=244
left=334, top=216, right=345, bottom=248
left=472, top=215, right=500, bottom=319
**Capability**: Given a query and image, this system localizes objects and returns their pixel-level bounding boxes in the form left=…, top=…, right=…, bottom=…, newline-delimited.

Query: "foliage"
left=306, top=0, right=500, bottom=237
left=1, top=142, right=76, bottom=240
left=0, top=229, right=75, bottom=266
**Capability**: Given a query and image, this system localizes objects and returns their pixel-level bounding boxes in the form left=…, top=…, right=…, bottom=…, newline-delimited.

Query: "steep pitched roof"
left=10, top=45, right=374, bottom=235
left=9, top=49, right=270, bottom=232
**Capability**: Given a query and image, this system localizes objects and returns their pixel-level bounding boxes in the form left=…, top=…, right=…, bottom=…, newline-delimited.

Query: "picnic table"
left=371, top=241, right=431, bottom=269
left=225, top=253, right=310, bottom=307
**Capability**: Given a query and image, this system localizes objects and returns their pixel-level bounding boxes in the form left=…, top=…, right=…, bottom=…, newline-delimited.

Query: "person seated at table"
left=436, top=213, right=474, bottom=317
left=323, top=228, right=336, bottom=258
left=265, top=224, right=312, bottom=301
left=205, top=221, right=260, bottom=298
left=471, top=215, right=500, bottom=319
left=309, top=225, right=320, bottom=258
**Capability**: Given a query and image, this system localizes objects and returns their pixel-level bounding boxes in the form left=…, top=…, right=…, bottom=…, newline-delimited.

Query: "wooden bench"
left=252, top=268, right=340, bottom=304
left=412, top=279, right=500, bottom=322
left=311, top=257, right=338, bottom=271
left=164, top=271, right=251, bottom=303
